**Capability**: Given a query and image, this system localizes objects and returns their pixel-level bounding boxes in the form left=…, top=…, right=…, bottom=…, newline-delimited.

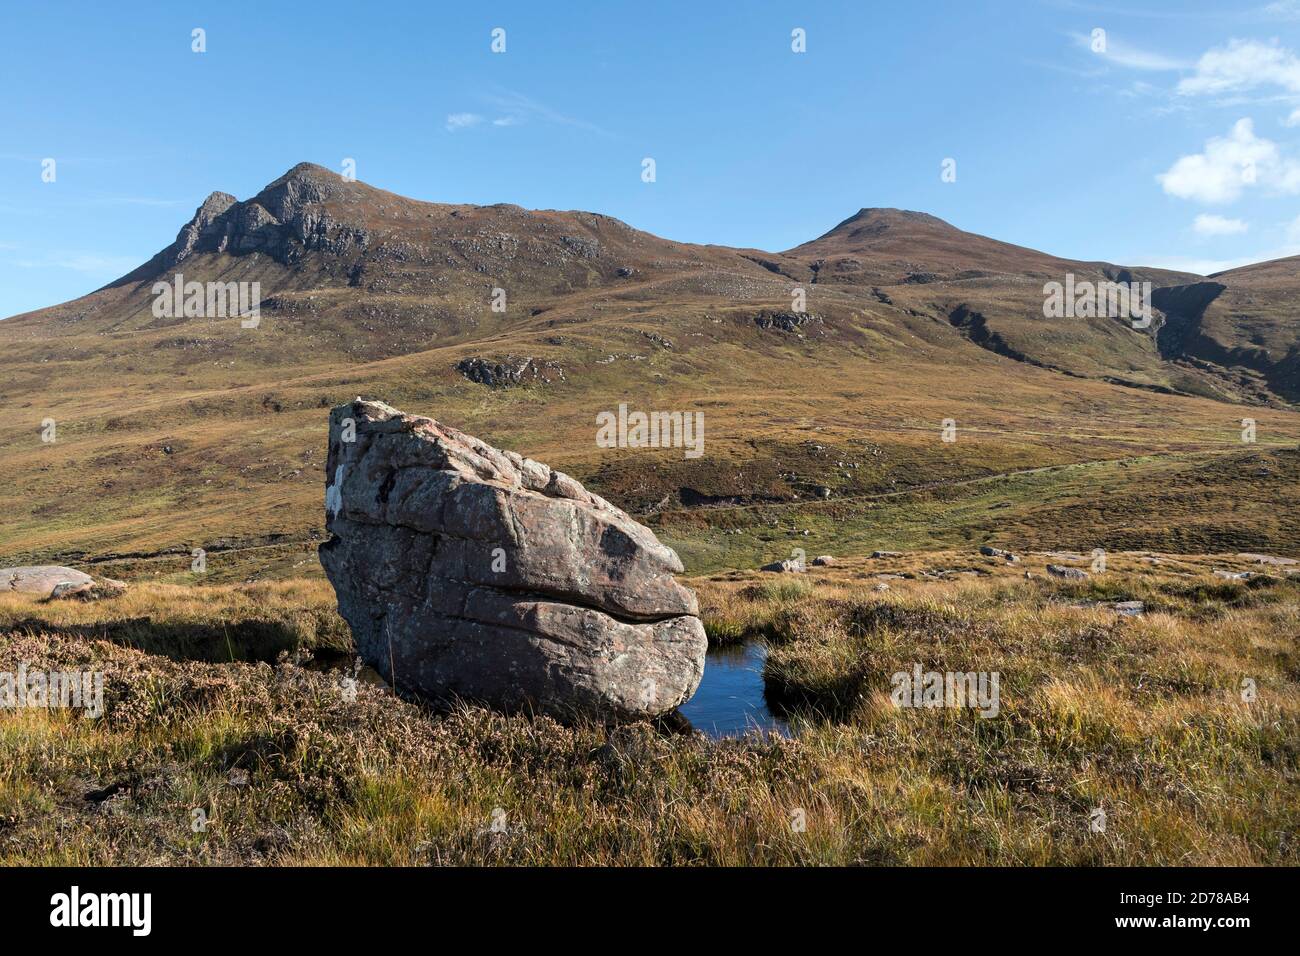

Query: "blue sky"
left=2, top=0, right=1299, bottom=318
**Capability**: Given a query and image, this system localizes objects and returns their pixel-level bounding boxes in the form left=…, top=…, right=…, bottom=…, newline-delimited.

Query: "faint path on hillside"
left=648, top=444, right=1285, bottom=519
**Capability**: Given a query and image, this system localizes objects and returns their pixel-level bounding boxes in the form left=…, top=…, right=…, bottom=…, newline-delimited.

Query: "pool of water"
left=676, top=640, right=790, bottom=739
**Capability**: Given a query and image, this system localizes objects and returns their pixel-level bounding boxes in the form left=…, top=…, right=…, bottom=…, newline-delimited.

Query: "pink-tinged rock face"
left=319, top=399, right=706, bottom=722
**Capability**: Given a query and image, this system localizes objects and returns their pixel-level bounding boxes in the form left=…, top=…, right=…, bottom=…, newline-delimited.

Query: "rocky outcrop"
left=753, top=310, right=823, bottom=334
left=318, top=399, right=706, bottom=722
left=115, top=163, right=372, bottom=283
left=455, top=356, right=564, bottom=389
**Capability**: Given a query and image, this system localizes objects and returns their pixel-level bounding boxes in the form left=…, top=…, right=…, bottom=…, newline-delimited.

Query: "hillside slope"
left=2, top=163, right=1298, bottom=577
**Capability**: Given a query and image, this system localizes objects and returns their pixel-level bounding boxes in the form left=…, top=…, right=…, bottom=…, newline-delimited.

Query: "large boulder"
left=2, top=566, right=127, bottom=601
left=3, top=566, right=94, bottom=595
left=319, top=399, right=706, bottom=722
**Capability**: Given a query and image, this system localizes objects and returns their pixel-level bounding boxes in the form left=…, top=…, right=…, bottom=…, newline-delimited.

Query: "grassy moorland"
left=1, top=166, right=1298, bottom=865
left=1, top=550, right=1295, bottom=865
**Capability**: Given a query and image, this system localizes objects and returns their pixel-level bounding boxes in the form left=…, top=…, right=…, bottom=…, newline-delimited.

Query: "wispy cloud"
left=1070, top=31, right=1188, bottom=71
left=445, top=89, right=611, bottom=136
left=445, top=112, right=485, bottom=132
left=1192, top=213, right=1250, bottom=236
left=86, top=196, right=189, bottom=208
left=1262, top=0, right=1300, bottom=21
left=8, top=252, right=139, bottom=276
left=481, top=88, right=610, bottom=135
left=1049, top=0, right=1293, bottom=21
left=1178, top=38, right=1300, bottom=97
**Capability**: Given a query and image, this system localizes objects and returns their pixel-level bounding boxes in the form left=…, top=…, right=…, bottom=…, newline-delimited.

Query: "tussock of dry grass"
left=0, top=580, right=349, bottom=663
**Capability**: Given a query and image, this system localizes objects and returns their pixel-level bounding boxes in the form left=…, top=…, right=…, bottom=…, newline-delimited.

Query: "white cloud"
left=1157, top=118, right=1300, bottom=203
left=1193, top=213, right=1250, bottom=235
left=1178, top=38, right=1300, bottom=96
left=1285, top=107, right=1300, bottom=125
left=445, top=112, right=484, bottom=132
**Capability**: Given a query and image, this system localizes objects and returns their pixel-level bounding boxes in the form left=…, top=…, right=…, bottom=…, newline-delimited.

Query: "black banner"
left=0, top=866, right=1278, bottom=941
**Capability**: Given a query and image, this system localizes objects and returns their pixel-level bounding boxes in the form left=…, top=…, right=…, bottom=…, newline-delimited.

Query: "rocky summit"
left=318, top=399, right=707, bottom=722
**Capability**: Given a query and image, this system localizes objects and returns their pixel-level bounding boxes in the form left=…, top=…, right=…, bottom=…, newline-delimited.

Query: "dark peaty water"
left=677, top=640, right=790, bottom=739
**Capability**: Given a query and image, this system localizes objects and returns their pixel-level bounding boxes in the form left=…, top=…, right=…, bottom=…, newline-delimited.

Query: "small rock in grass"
left=979, top=546, right=1020, bottom=563
left=29, top=571, right=128, bottom=602
left=761, top=559, right=804, bottom=573
left=1047, top=564, right=1089, bottom=581
left=811, top=555, right=834, bottom=567
left=1214, top=570, right=1253, bottom=581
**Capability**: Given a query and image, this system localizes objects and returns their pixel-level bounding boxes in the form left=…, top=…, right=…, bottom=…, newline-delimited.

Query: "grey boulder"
left=979, top=546, right=1020, bottom=563
left=319, top=399, right=706, bottom=722
left=1046, top=564, right=1090, bottom=581
left=1, top=566, right=125, bottom=600
left=3, top=566, right=94, bottom=595
left=761, top=559, right=804, bottom=573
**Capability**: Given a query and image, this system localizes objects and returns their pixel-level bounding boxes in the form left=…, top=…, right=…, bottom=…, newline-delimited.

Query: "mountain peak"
left=275, top=161, right=344, bottom=186
left=823, top=207, right=955, bottom=238
left=196, top=190, right=238, bottom=218
left=109, top=164, right=374, bottom=288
